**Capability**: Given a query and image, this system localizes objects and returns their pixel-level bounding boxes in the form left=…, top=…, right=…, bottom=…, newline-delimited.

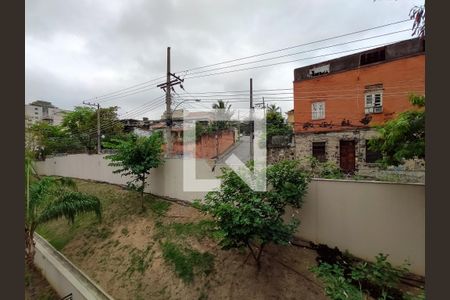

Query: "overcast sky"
left=25, top=0, right=424, bottom=120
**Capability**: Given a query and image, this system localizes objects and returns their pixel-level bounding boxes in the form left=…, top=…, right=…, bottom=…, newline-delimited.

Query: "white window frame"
left=364, top=91, right=383, bottom=114
left=311, top=101, right=325, bottom=120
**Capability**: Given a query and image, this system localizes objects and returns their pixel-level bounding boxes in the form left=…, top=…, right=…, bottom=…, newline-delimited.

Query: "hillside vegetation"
left=37, top=178, right=327, bottom=300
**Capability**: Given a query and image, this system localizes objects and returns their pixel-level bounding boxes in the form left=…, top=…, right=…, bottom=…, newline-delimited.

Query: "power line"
left=183, top=39, right=410, bottom=80
left=183, top=29, right=410, bottom=77
left=176, top=18, right=412, bottom=74
left=175, top=78, right=423, bottom=96
left=84, top=75, right=165, bottom=103
left=95, top=86, right=161, bottom=104
left=78, top=19, right=411, bottom=106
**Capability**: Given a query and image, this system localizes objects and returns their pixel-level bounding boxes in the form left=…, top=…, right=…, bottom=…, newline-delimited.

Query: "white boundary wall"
left=35, top=154, right=425, bottom=275
left=34, top=234, right=114, bottom=300
left=288, top=179, right=425, bottom=275
left=35, top=154, right=217, bottom=201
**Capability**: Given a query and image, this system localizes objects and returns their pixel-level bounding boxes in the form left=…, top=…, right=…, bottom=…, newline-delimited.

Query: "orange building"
left=292, top=38, right=425, bottom=173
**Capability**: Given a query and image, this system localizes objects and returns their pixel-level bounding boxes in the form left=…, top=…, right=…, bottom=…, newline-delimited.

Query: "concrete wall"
left=35, top=154, right=425, bottom=275
left=290, top=179, right=425, bottom=275
left=35, top=154, right=218, bottom=202
left=34, top=234, right=114, bottom=300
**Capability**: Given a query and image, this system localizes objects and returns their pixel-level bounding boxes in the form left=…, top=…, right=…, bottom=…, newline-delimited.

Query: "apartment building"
left=293, top=38, right=425, bottom=173
left=25, top=100, right=70, bottom=126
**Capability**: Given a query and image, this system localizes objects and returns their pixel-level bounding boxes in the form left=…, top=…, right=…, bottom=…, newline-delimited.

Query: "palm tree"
left=25, top=157, right=102, bottom=266
left=267, top=104, right=280, bottom=114
left=211, top=100, right=233, bottom=131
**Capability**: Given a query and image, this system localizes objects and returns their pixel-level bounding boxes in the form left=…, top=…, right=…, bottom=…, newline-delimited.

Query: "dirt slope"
left=38, top=179, right=329, bottom=300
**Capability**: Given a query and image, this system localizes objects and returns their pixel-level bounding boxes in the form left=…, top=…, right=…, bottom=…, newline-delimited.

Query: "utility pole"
left=165, top=47, right=172, bottom=156
left=157, top=47, right=184, bottom=157
left=83, top=101, right=101, bottom=154
left=237, top=110, right=240, bottom=137
left=262, top=97, right=266, bottom=121
left=249, top=78, right=254, bottom=159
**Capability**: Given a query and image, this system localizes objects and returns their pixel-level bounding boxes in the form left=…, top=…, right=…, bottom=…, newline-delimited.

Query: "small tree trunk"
left=256, top=243, right=266, bottom=270
left=141, top=177, right=145, bottom=211
left=25, top=228, right=36, bottom=267
left=246, top=242, right=258, bottom=262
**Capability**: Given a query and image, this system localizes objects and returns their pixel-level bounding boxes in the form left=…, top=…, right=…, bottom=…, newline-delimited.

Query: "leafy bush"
left=199, top=159, right=310, bottom=267
left=304, top=156, right=344, bottom=179
left=350, top=254, right=410, bottom=299
left=351, top=253, right=410, bottom=291
left=311, top=263, right=364, bottom=300
left=369, top=95, right=425, bottom=166
left=312, top=244, right=420, bottom=300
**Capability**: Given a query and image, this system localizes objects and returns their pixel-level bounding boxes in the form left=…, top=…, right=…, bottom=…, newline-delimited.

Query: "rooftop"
left=294, top=37, right=425, bottom=82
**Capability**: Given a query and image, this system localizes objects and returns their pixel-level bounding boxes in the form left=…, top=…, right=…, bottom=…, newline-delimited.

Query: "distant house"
left=158, top=109, right=236, bottom=158
left=292, top=38, right=425, bottom=174
left=25, top=100, right=70, bottom=126
left=286, top=109, right=294, bottom=126
left=120, top=118, right=159, bottom=137
left=161, top=109, right=215, bottom=124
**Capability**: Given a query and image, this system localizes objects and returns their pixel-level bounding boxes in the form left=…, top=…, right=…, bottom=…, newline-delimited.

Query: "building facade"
left=25, top=101, right=70, bottom=126
left=293, top=38, right=425, bottom=174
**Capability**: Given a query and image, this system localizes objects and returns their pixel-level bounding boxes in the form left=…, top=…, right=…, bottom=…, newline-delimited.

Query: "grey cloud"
left=26, top=0, right=423, bottom=118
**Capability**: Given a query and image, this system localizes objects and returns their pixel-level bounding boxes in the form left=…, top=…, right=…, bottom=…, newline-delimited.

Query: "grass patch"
left=84, top=226, right=113, bottom=240
left=154, top=220, right=217, bottom=241
left=145, top=196, right=171, bottom=216
left=125, top=245, right=154, bottom=277
left=36, top=222, right=79, bottom=251
left=161, top=241, right=214, bottom=283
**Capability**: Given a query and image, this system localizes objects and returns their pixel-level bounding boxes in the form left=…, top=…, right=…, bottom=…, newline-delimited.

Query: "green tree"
left=105, top=133, right=165, bottom=210
left=62, top=106, right=124, bottom=152
left=265, top=105, right=292, bottom=141
left=211, top=100, right=234, bottom=132
left=369, top=95, right=425, bottom=166
left=199, top=160, right=310, bottom=268
left=27, top=121, right=82, bottom=159
left=25, top=157, right=102, bottom=266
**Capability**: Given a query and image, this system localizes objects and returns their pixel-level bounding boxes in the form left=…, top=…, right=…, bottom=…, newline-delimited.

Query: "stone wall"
left=294, top=128, right=425, bottom=182
left=267, top=146, right=296, bottom=164
left=294, top=128, right=380, bottom=170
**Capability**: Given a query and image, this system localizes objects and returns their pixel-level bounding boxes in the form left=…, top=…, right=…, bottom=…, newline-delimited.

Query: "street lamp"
left=172, top=98, right=201, bottom=112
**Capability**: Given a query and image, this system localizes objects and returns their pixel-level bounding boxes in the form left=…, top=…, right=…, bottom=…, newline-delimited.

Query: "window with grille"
left=365, top=92, right=383, bottom=114
left=311, top=101, right=325, bottom=120
left=312, top=142, right=326, bottom=162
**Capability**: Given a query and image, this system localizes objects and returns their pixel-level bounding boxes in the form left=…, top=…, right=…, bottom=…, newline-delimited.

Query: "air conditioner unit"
left=365, top=106, right=383, bottom=114
left=373, top=106, right=383, bottom=113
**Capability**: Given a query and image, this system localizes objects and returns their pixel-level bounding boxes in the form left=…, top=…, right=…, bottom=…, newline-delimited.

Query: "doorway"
left=340, top=140, right=356, bottom=174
